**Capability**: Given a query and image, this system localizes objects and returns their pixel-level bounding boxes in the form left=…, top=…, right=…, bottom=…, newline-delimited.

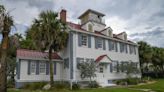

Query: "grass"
left=8, top=79, right=164, bottom=92
left=8, top=88, right=142, bottom=92
left=131, top=79, right=164, bottom=92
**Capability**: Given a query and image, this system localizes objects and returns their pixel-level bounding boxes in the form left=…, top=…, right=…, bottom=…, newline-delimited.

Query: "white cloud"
left=1, top=0, right=164, bottom=47
left=105, top=16, right=128, bottom=34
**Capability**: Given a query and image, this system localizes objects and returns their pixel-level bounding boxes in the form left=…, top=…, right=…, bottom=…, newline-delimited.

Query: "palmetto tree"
left=0, top=5, right=14, bottom=92
left=28, top=10, right=68, bottom=86
left=138, top=41, right=153, bottom=74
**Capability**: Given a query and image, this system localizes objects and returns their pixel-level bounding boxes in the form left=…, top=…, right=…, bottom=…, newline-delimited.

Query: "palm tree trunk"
left=0, top=33, right=9, bottom=92
left=49, top=47, right=54, bottom=86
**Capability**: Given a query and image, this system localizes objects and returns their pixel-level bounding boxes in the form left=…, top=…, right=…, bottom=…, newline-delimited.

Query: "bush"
left=53, top=83, right=69, bottom=90
left=72, top=83, right=80, bottom=90
left=115, top=78, right=140, bottom=85
left=88, top=81, right=99, bottom=88
left=23, top=82, right=47, bottom=90
left=140, top=77, right=153, bottom=83
left=126, top=78, right=139, bottom=85
left=7, top=79, right=14, bottom=88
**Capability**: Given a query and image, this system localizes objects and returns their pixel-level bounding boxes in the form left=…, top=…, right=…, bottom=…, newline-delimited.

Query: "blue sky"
left=0, top=0, right=164, bottom=47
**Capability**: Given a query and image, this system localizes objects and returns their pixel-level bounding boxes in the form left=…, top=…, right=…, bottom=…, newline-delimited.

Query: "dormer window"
left=124, top=33, right=127, bottom=40
left=88, top=24, right=93, bottom=32
left=108, top=30, right=112, bottom=37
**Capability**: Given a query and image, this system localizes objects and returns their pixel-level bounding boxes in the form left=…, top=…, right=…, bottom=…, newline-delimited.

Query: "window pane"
left=31, top=62, right=36, bottom=74
left=39, top=62, right=46, bottom=74
left=100, top=67, right=103, bottom=73
left=81, top=35, right=88, bottom=46
left=97, top=38, right=102, bottom=48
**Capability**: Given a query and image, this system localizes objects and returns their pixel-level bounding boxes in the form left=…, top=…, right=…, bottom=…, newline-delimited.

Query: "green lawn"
left=131, top=79, right=164, bottom=92
left=8, top=88, right=142, bottom=92
left=8, top=79, right=164, bottom=92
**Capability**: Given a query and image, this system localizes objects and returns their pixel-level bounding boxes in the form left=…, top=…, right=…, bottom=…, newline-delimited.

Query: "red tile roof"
left=17, top=49, right=62, bottom=60
left=95, top=54, right=107, bottom=63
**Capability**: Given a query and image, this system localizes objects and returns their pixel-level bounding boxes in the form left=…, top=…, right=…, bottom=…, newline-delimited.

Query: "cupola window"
left=88, top=24, right=93, bottom=32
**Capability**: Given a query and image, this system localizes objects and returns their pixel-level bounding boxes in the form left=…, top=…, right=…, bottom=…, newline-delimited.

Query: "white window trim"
left=39, top=62, right=46, bottom=74
left=88, top=24, right=93, bottom=32
left=30, top=61, right=36, bottom=75
left=109, top=41, right=116, bottom=51
left=112, top=62, right=117, bottom=72
left=81, top=34, right=88, bottom=47
left=99, top=67, right=103, bottom=73
left=97, top=38, right=103, bottom=49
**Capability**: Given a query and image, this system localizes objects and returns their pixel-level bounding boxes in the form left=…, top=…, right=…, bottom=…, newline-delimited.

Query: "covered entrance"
left=95, top=54, right=116, bottom=87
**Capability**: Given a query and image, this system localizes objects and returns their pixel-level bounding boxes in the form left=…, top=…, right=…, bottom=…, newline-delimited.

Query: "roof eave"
left=69, top=27, right=138, bottom=46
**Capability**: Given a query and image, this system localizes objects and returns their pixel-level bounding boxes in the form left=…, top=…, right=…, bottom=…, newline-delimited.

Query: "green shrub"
left=88, top=81, right=100, bottom=88
left=141, top=76, right=153, bottom=82
left=115, top=78, right=140, bottom=85
left=7, top=79, right=14, bottom=88
left=72, top=83, right=80, bottom=90
left=126, top=78, right=139, bottom=85
left=22, top=82, right=47, bottom=90
left=53, top=83, right=69, bottom=90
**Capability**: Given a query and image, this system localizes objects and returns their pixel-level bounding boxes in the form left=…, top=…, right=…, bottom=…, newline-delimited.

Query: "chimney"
left=60, top=9, right=66, bottom=23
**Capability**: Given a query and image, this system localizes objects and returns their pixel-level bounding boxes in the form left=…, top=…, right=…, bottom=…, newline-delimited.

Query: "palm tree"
left=0, top=5, right=14, bottom=92
left=138, top=41, right=153, bottom=74
left=28, top=10, right=68, bottom=86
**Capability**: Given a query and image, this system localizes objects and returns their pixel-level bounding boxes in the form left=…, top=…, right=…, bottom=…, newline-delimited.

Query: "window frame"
left=30, top=61, right=36, bottom=74
left=120, top=43, right=127, bottom=53
left=99, top=67, right=103, bottom=73
left=97, top=38, right=103, bottom=49
left=112, top=62, right=118, bottom=72
left=88, top=24, right=93, bottom=32
left=81, top=34, right=88, bottom=47
left=129, top=45, right=136, bottom=54
left=39, top=61, right=46, bottom=74
left=109, top=40, right=115, bottom=51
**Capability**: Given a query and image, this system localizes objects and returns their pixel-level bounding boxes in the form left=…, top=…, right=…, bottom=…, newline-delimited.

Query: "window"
left=64, top=58, right=69, bottom=69
left=76, top=58, right=84, bottom=69
left=88, top=24, right=93, bottom=32
left=109, top=40, right=115, bottom=51
left=31, top=62, right=36, bottom=74
left=39, top=62, right=46, bottom=74
left=121, top=62, right=128, bottom=72
left=112, top=62, right=118, bottom=72
left=97, top=38, right=102, bottom=48
left=108, top=31, right=112, bottom=36
left=129, top=45, right=136, bottom=54
left=100, top=67, right=103, bottom=73
left=120, top=43, right=127, bottom=53
left=81, top=34, right=88, bottom=46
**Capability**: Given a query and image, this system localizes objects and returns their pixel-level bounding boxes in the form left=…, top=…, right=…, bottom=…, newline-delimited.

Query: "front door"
left=96, top=65, right=107, bottom=84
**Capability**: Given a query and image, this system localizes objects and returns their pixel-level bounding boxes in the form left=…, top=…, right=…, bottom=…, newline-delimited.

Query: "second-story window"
left=81, top=34, right=88, bottom=46
left=109, top=40, right=117, bottom=52
left=109, top=40, right=115, bottom=51
left=129, top=45, right=136, bottom=55
left=97, top=38, right=102, bottom=48
left=120, top=43, right=128, bottom=53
